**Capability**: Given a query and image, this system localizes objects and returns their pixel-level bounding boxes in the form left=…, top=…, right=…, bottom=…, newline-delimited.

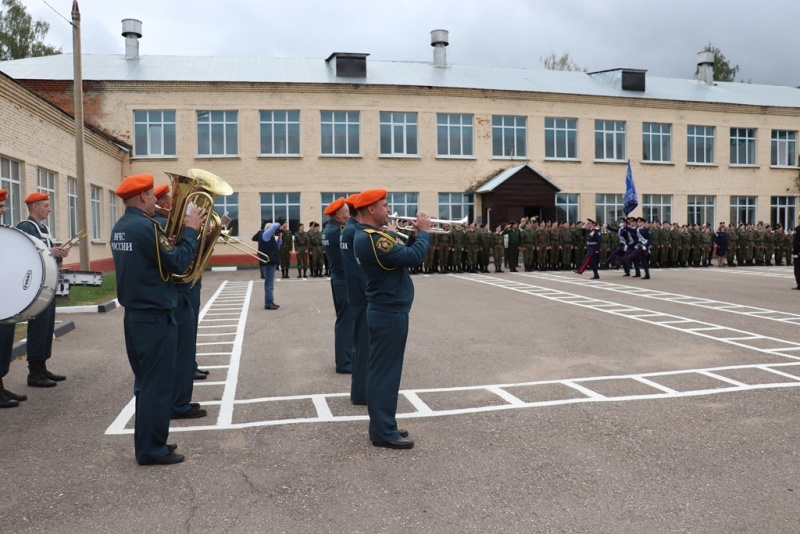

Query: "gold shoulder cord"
left=153, top=223, right=170, bottom=282
left=363, top=228, right=397, bottom=271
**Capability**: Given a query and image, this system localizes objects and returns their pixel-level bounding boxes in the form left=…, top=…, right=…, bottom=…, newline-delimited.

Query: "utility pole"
left=72, top=0, right=89, bottom=270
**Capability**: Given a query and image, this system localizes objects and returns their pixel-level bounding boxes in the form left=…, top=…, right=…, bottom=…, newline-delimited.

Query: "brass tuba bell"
left=162, top=168, right=233, bottom=285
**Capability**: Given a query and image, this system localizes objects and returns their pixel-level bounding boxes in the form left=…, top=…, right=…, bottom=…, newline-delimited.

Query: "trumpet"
left=388, top=212, right=468, bottom=234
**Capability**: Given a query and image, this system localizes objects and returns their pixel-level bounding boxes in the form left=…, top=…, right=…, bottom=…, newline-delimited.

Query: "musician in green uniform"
left=294, top=223, right=309, bottom=278
left=110, top=174, right=205, bottom=465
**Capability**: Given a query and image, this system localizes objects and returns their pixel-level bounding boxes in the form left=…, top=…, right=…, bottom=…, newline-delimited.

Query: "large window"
left=687, top=195, right=715, bottom=226
left=437, top=113, right=474, bottom=157
left=688, top=125, right=715, bottom=164
left=555, top=193, right=579, bottom=223
left=259, top=110, right=300, bottom=156
left=545, top=117, right=578, bottom=160
left=0, top=156, right=22, bottom=226
left=90, top=185, right=102, bottom=240
left=321, top=111, right=360, bottom=156
left=730, top=196, right=756, bottom=226
left=37, top=167, right=57, bottom=235
left=260, top=192, right=300, bottom=231
left=214, top=192, right=239, bottom=237
left=771, top=130, right=797, bottom=167
left=643, top=123, right=672, bottom=163
left=730, top=128, right=756, bottom=166
left=380, top=112, right=418, bottom=156
left=492, top=115, right=526, bottom=158
left=197, top=110, right=238, bottom=156
left=642, top=194, right=672, bottom=223
left=771, top=196, right=796, bottom=230
left=594, top=120, right=626, bottom=161
left=595, top=193, right=624, bottom=225
left=387, top=192, right=419, bottom=218
left=108, top=190, right=119, bottom=227
left=67, top=177, right=78, bottom=238
left=133, top=110, right=176, bottom=157
left=438, top=192, right=474, bottom=222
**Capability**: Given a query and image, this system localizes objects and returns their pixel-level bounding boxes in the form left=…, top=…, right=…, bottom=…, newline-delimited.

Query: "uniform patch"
left=375, top=236, right=394, bottom=253
left=159, top=234, right=174, bottom=251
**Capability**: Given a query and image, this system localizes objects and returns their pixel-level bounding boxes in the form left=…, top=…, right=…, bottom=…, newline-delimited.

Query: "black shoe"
left=336, top=369, right=353, bottom=374
left=793, top=286, right=800, bottom=290
left=398, top=429, right=409, bottom=438
left=167, top=443, right=178, bottom=452
left=196, top=369, right=210, bottom=376
left=371, top=437, right=414, bottom=449
left=0, top=391, right=19, bottom=408
left=190, top=402, right=200, bottom=410
left=591, top=275, right=600, bottom=279
left=643, top=275, right=651, bottom=279
left=3, top=388, right=27, bottom=402
left=27, top=373, right=56, bottom=388
left=265, top=305, right=279, bottom=310
left=42, top=365, right=66, bottom=382
left=622, top=273, right=631, bottom=277
left=351, top=399, right=367, bottom=406
left=138, top=452, right=185, bottom=466
left=633, top=274, right=641, bottom=278
left=193, top=370, right=207, bottom=380
left=171, top=406, right=207, bottom=419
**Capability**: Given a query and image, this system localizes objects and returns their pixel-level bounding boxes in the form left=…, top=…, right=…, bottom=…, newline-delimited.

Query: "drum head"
left=0, top=226, right=47, bottom=321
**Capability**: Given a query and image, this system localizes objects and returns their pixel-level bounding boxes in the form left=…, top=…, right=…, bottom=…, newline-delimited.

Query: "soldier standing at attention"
left=308, top=222, right=323, bottom=277
left=520, top=221, right=535, bottom=271
left=279, top=221, right=293, bottom=278
left=480, top=223, right=493, bottom=273
left=504, top=221, right=521, bottom=272
left=322, top=198, right=353, bottom=374
left=492, top=224, right=505, bottom=273
left=575, top=219, right=602, bottom=279
left=793, top=215, right=800, bottom=289
left=774, top=225, right=786, bottom=266
left=764, top=224, right=775, bottom=265
left=726, top=223, right=738, bottom=266
left=559, top=222, right=573, bottom=271
left=438, top=227, right=452, bottom=273
left=110, top=174, right=206, bottom=465
left=340, top=194, right=368, bottom=404
left=464, top=222, right=479, bottom=273
left=294, top=223, right=309, bottom=278
left=451, top=223, right=466, bottom=273
left=353, top=189, right=430, bottom=449
left=548, top=222, right=561, bottom=270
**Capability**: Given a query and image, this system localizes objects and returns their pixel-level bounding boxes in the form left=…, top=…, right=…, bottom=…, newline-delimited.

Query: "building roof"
left=1, top=53, right=799, bottom=108
left=476, top=164, right=561, bottom=193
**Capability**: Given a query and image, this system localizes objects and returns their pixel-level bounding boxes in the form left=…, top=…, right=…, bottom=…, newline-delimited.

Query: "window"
left=492, top=115, right=526, bottom=158
left=642, top=123, right=672, bottom=163
left=90, top=185, right=102, bottom=240
left=437, top=113, right=474, bottom=157
left=595, top=193, right=624, bottom=225
left=545, top=118, right=578, bottom=159
left=771, top=130, right=797, bottom=167
left=214, top=192, right=239, bottom=237
left=555, top=193, right=579, bottom=223
left=320, top=192, right=355, bottom=221
left=594, top=120, right=625, bottom=161
left=260, top=192, right=300, bottom=231
left=438, top=192, right=474, bottom=222
left=1, top=157, right=22, bottom=226
left=771, top=196, right=796, bottom=230
left=133, top=110, right=176, bottom=157
left=67, top=177, right=78, bottom=238
left=642, top=194, right=672, bottom=222
left=108, top=190, right=118, bottom=227
left=321, top=111, right=360, bottom=156
left=730, top=196, right=756, bottom=226
left=387, top=192, right=419, bottom=218
left=380, top=112, right=418, bottom=156
left=687, top=195, right=715, bottom=226
left=259, top=110, right=300, bottom=156
left=730, top=128, right=756, bottom=166
left=687, top=125, right=715, bottom=164
left=197, top=110, right=238, bottom=156
left=37, top=167, right=57, bottom=235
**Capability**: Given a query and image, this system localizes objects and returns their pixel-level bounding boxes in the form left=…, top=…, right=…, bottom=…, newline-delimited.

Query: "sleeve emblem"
left=375, top=236, right=394, bottom=253
left=159, top=234, right=175, bottom=252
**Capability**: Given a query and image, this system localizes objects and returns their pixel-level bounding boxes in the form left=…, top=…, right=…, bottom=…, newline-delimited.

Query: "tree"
left=541, top=51, right=586, bottom=72
left=697, top=43, right=739, bottom=82
left=0, top=0, right=61, bottom=60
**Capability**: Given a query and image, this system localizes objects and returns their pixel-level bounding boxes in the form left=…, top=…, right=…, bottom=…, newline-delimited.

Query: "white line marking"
left=631, top=376, right=678, bottom=394
left=696, top=370, right=748, bottom=388
left=402, top=391, right=433, bottom=414
left=216, top=281, right=252, bottom=427
left=485, top=385, right=526, bottom=406
left=311, top=395, right=334, bottom=420
left=562, top=381, right=605, bottom=399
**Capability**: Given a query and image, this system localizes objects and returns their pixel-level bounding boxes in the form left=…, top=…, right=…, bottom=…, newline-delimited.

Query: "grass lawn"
left=57, top=273, right=118, bottom=307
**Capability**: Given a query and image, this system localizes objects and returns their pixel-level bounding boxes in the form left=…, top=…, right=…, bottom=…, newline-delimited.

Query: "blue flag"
left=623, top=159, right=638, bottom=217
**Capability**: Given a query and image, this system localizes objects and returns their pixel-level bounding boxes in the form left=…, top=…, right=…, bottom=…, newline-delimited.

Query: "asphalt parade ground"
left=3, top=264, right=800, bottom=533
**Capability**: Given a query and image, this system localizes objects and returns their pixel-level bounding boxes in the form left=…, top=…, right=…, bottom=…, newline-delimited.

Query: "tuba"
left=163, top=168, right=233, bottom=285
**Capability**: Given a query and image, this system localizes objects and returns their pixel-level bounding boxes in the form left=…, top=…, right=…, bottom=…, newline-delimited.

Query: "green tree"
left=697, top=43, right=739, bottom=82
left=541, top=51, right=586, bottom=72
left=0, top=0, right=61, bottom=60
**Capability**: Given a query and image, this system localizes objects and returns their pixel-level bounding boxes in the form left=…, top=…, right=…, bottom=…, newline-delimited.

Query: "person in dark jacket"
left=253, top=221, right=281, bottom=309
left=714, top=223, right=728, bottom=267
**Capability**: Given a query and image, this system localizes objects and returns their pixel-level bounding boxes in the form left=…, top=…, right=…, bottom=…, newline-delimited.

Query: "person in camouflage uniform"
left=680, top=225, right=691, bottom=267
left=764, top=224, right=775, bottom=265
left=649, top=221, right=661, bottom=267
left=688, top=224, right=701, bottom=267
left=670, top=223, right=681, bottom=267
left=559, top=222, right=574, bottom=271
left=279, top=221, right=293, bottom=278
left=753, top=222, right=765, bottom=265
left=598, top=224, right=610, bottom=267
left=492, top=224, right=505, bottom=273
left=743, top=223, right=755, bottom=266
left=504, top=221, right=521, bottom=272
left=294, top=223, right=310, bottom=278
left=572, top=222, right=585, bottom=269
left=451, top=224, right=466, bottom=272
left=481, top=224, right=493, bottom=273
left=736, top=223, right=747, bottom=266
left=308, top=222, right=324, bottom=277
left=535, top=221, right=550, bottom=271
left=424, top=233, right=439, bottom=273
left=774, top=225, right=786, bottom=266
left=726, top=223, right=738, bottom=266
left=464, top=222, right=480, bottom=273
left=786, top=227, right=794, bottom=266
left=548, top=222, right=561, bottom=269
left=438, top=228, right=452, bottom=273
left=521, top=221, right=536, bottom=271
left=700, top=226, right=712, bottom=266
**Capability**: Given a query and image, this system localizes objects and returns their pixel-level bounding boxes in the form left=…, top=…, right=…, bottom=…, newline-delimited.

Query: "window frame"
left=436, top=113, right=474, bottom=158
left=687, top=125, right=715, bottom=165
left=214, top=192, right=240, bottom=238
left=90, top=184, right=102, bottom=241
left=492, top=115, right=527, bottom=158
left=0, top=156, right=22, bottom=226
left=729, top=127, right=756, bottom=166
left=730, top=195, right=757, bottom=226
left=259, top=110, right=301, bottom=156
left=438, top=192, right=474, bottom=222
left=595, top=193, right=624, bottom=225
left=594, top=120, right=626, bottom=162
left=687, top=195, right=716, bottom=226
left=771, top=130, right=797, bottom=168
left=545, top=117, right=578, bottom=160
left=320, top=110, right=361, bottom=156
left=260, top=192, right=301, bottom=232
left=555, top=193, right=580, bottom=223
left=133, top=109, right=177, bottom=158
left=771, top=196, right=796, bottom=230
left=37, top=166, right=57, bottom=235
left=196, top=110, right=239, bottom=157
left=642, top=122, right=672, bottom=163
left=642, top=194, right=673, bottom=223
left=379, top=112, right=419, bottom=157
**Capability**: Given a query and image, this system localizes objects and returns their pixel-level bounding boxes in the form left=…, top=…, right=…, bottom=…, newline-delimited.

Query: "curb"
left=56, top=299, right=119, bottom=315
left=12, top=320, right=75, bottom=358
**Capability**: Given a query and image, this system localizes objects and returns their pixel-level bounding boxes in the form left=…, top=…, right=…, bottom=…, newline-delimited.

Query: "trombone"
left=387, top=212, right=468, bottom=234
left=218, top=227, right=270, bottom=264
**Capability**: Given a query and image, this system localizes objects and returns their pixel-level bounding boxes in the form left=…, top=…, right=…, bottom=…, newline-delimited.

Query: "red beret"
left=344, top=194, right=360, bottom=209
left=116, top=174, right=154, bottom=200
left=154, top=184, right=170, bottom=199
left=25, top=192, right=49, bottom=204
left=324, top=197, right=346, bottom=216
left=354, top=189, right=387, bottom=210
left=0, top=189, right=7, bottom=202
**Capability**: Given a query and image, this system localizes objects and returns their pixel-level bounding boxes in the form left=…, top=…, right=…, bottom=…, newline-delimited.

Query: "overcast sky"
left=23, top=0, right=800, bottom=87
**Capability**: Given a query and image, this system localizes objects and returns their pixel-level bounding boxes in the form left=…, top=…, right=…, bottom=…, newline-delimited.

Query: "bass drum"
left=0, top=225, right=59, bottom=323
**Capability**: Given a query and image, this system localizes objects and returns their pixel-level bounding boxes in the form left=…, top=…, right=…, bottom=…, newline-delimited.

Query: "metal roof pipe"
left=697, top=50, right=714, bottom=84
left=431, top=29, right=449, bottom=68
left=122, top=19, right=142, bottom=60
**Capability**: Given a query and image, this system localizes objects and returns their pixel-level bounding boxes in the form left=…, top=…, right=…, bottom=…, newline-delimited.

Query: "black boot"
left=42, top=362, right=66, bottom=382
left=27, top=361, right=56, bottom=388
left=0, top=378, right=24, bottom=406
